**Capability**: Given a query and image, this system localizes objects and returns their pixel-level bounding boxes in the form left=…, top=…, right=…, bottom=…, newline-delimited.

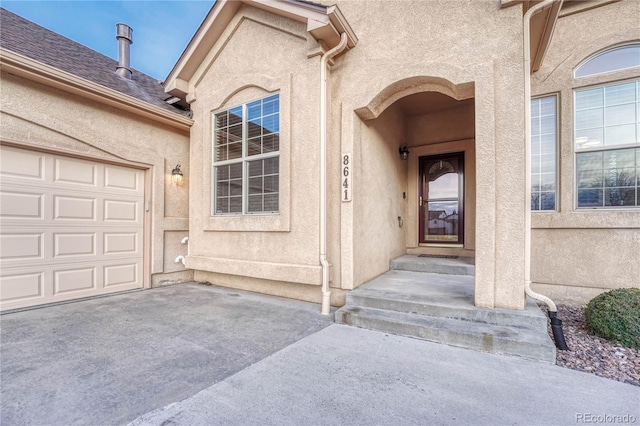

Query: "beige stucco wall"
left=530, top=0, right=640, bottom=304
left=182, top=0, right=639, bottom=310
left=181, top=0, right=532, bottom=309
left=352, top=103, right=408, bottom=286
left=183, top=6, right=342, bottom=304
left=331, top=0, right=526, bottom=309
left=0, top=71, right=191, bottom=286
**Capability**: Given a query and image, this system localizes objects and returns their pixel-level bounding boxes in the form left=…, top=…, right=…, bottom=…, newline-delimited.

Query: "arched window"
left=574, top=44, right=640, bottom=78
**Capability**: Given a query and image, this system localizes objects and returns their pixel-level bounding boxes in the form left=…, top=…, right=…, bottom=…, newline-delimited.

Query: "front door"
left=419, top=152, right=464, bottom=244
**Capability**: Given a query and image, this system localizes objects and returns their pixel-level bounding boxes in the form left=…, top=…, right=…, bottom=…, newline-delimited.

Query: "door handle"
left=419, top=196, right=423, bottom=206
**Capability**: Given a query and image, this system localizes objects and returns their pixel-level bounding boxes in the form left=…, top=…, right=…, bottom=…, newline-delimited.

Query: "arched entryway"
left=355, top=78, right=476, bottom=260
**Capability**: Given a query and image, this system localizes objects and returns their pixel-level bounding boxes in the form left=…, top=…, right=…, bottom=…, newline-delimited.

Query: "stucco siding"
left=176, top=0, right=639, bottom=308
left=185, top=6, right=325, bottom=287
left=531, top=228, right=640, bottom=304
left=332, top=0, right=526, bottom=308
left=530, top=0, right=640, bottom=302
left=352, top=103, right=407, bottom=286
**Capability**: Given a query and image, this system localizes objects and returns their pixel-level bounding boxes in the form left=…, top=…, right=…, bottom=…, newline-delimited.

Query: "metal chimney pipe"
left=115, top=23, right=133, bottom=79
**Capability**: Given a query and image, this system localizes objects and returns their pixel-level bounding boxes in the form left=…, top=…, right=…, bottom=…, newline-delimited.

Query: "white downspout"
left=320, top=33, right=349, bottom=315
left=524, top=0, right=557, bottom=312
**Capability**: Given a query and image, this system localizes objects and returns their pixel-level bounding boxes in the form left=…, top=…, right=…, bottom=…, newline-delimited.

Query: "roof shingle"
left=0, top=8, right=189, bottom=117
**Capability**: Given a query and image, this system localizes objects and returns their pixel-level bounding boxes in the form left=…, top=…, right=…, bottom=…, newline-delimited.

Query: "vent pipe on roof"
left=115, top=23, right=133, bottom=79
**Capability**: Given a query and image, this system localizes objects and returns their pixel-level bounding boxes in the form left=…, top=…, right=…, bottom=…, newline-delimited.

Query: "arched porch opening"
left=352, top=76, right=476, bottom=289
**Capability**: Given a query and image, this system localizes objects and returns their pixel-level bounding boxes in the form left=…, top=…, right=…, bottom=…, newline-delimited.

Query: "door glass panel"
left=420, top=154, right=463, bottom=244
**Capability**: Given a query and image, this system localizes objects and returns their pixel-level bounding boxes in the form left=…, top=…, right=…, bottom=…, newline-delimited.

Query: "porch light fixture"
left=171, top=164, right=183, bottom=184
left=399, top=144, right=410, bottom=160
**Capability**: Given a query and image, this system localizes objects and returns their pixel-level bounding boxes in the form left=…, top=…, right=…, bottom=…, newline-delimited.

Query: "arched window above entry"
left=574, top=44, right=640, bottom=78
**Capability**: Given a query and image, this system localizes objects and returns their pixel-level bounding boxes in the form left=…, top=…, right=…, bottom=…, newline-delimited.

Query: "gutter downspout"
left=320, top=33, right=349, bottom=315
left=523, top=0, right=568, bottom=350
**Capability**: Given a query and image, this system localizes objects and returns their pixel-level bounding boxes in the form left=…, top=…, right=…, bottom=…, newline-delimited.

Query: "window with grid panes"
left=213, top=94, right=280, bottom=215
left=574, top=80, right=640, bottom=208
left=531, top=95, right=557, bottom=211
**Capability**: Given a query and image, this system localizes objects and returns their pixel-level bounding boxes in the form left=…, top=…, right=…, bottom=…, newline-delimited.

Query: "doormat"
left=418, top=254, right=459, bottom=259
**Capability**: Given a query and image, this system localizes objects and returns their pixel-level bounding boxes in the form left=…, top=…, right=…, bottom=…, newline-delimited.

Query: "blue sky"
left=2, top=1, right=215, bottom=80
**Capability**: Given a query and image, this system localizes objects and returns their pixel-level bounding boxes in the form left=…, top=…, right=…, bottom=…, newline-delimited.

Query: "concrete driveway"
left=2, top=283, right=639, bottom=426
left=0, top=283, right=332, bottom=425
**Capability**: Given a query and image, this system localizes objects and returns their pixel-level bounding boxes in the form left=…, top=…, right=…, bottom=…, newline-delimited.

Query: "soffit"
left=528, top=0, right=563, bottom=73
left=397, top=92, right=474, bottom=117
left=500, top=0, right=564, bottom=73
left=164, top=0, right=357, bottom=100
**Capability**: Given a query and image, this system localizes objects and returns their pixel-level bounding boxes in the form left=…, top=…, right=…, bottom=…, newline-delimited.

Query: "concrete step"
left=336, top=269, right=556, bottom=363
left=390, top=254, right=475, bottom=276
left=335, top=305, right=556, bottom=363
left=348, top=270, right=548, bottom=332
left=347, top=286, right=548, bottom=332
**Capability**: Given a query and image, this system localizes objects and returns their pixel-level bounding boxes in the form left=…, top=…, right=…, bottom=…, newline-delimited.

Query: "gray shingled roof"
left=0, top=8, right=190, bottom=117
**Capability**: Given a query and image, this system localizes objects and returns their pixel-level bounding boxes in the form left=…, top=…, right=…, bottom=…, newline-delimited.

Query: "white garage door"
left=0, top=146, right=145, bottom=311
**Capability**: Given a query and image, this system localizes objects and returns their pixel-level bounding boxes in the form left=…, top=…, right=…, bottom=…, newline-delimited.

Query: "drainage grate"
left=418, top=254, right=459, bottom=259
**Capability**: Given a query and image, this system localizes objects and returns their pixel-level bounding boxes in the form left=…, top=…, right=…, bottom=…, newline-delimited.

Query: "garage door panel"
left=53, top=233, right=96, bottom=258
left=54, top=157, right=97, bottom=187
left=104, top=199, right=140, bottom=223
left=0, top=272, right=44, bottom=303
left=53, top=267, right=97, bottom=295
left=104, top=232, right=139, bottom=255
left=0, top=146, right=44, bottom=181
left=104, top=263, right=139, bottom=288
left=0, top=191, right=44, bottom=219
left=0, top=147, right=145, bottom=311
left=53, top=195, right=96, bottom=221
left=105, top=165, right=142, bottom=193
left=0, top=233, right=44, bottom=261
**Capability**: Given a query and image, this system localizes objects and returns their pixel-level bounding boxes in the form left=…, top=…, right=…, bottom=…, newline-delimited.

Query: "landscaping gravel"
left=542, top=304, right=640, bottom=387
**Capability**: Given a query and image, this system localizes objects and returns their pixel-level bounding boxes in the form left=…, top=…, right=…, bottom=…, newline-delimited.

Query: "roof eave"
left=500, top=0, right=562, bottom=73
left=530, top=0, right=562, bottom=72
left=164, top=0, right=357, bottom=101
left=0, top=48, right=193, bottom=132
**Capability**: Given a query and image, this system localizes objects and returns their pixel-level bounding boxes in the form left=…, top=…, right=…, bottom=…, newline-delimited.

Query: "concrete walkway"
left=2, top=283, right=638, bottom=426
left=131, top=324, right=639, bottom=426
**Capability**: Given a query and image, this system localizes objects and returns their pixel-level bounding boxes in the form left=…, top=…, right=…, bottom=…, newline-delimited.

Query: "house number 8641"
left=342, top=154, right=352, bottom=202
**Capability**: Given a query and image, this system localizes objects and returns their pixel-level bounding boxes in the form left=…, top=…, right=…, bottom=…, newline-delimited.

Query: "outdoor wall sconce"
left=399, top=144, right=410, bottom=160
left=171, top=164, right=183, bottom=184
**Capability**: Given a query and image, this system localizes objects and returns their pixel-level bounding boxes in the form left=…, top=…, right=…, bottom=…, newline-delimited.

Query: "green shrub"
left=584, top=288, right=640, bottom=350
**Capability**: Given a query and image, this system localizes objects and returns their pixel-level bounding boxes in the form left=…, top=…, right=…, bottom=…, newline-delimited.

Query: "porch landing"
left=335, top=255, right=556, bottom=363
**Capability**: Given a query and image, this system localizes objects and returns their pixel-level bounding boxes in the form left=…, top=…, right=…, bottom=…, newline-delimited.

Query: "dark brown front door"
left=419, top=152, right=464, bottom=244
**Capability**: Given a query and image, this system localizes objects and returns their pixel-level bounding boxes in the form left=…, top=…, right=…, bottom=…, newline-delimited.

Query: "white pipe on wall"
left=320, top=33, right=349, bottom=315
left=175, top=237, right=189, bottom=266
left=524, top=0, right=558, bottom=312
